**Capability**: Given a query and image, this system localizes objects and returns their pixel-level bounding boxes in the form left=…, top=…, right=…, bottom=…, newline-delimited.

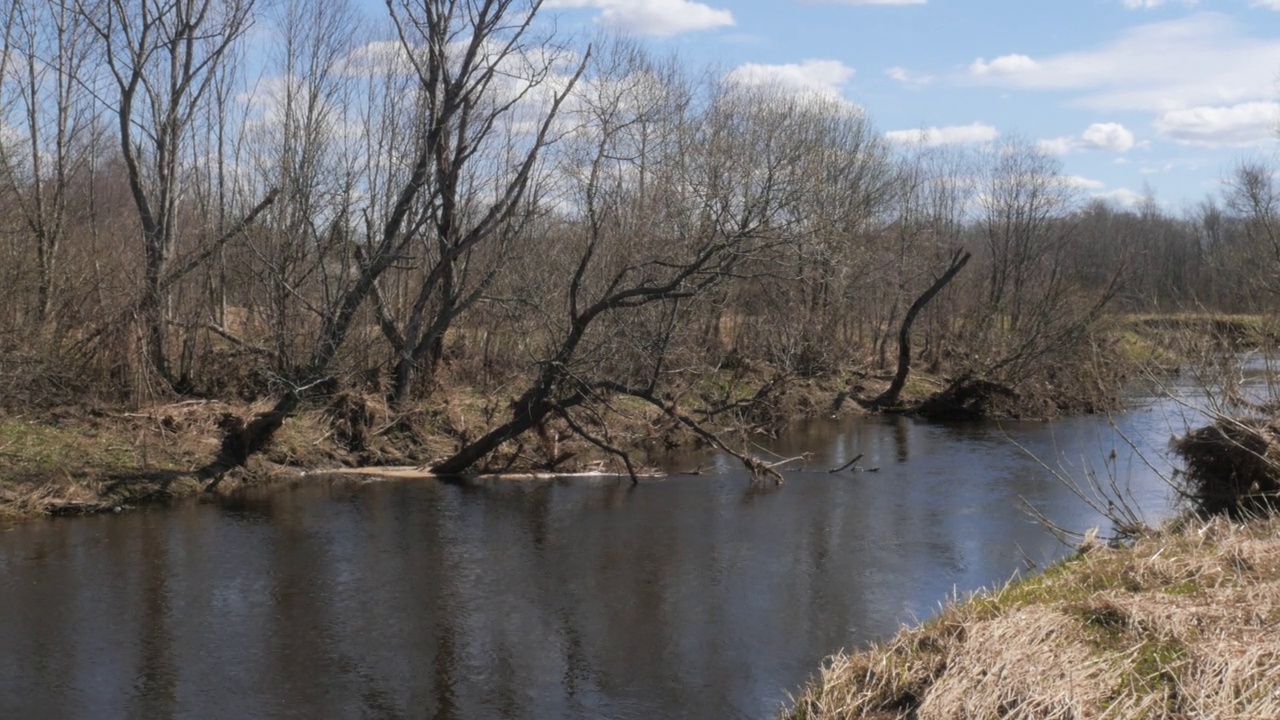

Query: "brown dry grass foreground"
left=783, top=516, right=1280, bottom=719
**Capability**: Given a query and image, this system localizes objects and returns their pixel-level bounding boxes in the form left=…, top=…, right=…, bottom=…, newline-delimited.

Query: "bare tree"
left=937, top=138, right=1127, bottom=403
left=430, top=71, right=824, bottom=478
left=208, top=0, right=586, bottom=474
left=978, top=137, right=1076, bottom=332
left=750, top=94, right=894, bottom=375
left=71, top=0, right=273, bottom=385
left=369, top=0, right=588, bottom=407
left=872, top=145, right=973, bottom=372
left=1223, top=156, right=1280, bottom=302
left=0, top=0, right=95, bottom=325
left=223, top=0, right=364, bottom=372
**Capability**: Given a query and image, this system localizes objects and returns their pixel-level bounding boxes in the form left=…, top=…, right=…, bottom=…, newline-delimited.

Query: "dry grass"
left=1120, top=314, right=1280, bottom=347
left=783, top=517, right=1280, bottom=719
left=0, top=401, right=251, bottom=518
left=0, top=375, right=726, bottom=519
left=0, top=361, right=964, bottom=521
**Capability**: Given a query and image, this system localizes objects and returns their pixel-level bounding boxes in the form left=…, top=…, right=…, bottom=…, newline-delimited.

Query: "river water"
left=0, top=381, right=1234, bottom=719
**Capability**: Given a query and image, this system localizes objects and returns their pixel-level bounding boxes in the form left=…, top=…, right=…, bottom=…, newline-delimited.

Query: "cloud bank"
left=546, top=0, right=733, bottom=36
left=884, top=122, right=999, bottom=146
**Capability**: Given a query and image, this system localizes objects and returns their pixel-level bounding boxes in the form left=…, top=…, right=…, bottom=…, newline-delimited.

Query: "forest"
left=3, top=0, right=1280, bottom=484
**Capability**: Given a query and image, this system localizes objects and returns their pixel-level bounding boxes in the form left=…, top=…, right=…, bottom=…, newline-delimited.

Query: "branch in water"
left=593, top=381, right=784, bottom=484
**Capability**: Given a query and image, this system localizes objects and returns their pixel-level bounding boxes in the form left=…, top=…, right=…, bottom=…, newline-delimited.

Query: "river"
left=0, top=379, right=1234, bottom=719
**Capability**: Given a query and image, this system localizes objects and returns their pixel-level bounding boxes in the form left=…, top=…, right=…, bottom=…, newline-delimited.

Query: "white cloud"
left=1252, top=1, right=1280, bottom=9
left=969, top=54, right=1039, bottom=77
left=1036, top=137, right=1077, bottom=155
left=1063, top=175, right=1106, bottom=191
left=1037, top=122, right=1136, bottom=154
left=1081, top=122, right=1136, bottom=152
left=1153, top=102, right=1280, bottom=146
left=1095, top=188, right=1147, bottom=207
left=885, top=122, right=999, bottom=146
left=546, top=0, right=733, bottom=36
left=727, top=59, right=855, bottom=100
left=1122, top=0, right=1199, bottom=8
left=885, top=66, right=933, bottom=87
left=964, top=13, right=1280, bottom=112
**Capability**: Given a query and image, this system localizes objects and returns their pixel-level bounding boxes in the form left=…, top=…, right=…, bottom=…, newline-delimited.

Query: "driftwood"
left=300, top=466, right=661, bottom=481
left=828, top=453, right=864, bottom=474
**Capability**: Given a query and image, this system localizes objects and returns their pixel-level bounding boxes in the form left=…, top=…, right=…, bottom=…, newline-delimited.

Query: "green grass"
left=0, top=418, right=142, bottom=481
left=1116, top=312, right=1280, bottom=347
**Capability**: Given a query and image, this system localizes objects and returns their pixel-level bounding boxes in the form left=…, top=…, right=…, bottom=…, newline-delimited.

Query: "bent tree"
left=874, top=248, right=970, bottom=408
left=873, top=147, right=974, bottom=408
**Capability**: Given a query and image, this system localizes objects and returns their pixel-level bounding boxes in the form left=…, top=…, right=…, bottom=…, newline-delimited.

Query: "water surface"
left=0, top=390, right=1210, bottom=719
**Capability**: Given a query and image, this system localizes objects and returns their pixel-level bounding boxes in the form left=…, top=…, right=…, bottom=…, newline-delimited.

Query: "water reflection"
left=0, top=393, right=1200, bottom=719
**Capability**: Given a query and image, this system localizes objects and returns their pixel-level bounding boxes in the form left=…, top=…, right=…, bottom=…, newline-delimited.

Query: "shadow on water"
left=0, top=384, right=1216, bottom=719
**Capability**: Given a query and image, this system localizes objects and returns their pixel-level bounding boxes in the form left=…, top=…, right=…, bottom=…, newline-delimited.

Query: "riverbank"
left=1, top=366, right=904, bottom=520
left=1, top=313, right=1233, bottom=521
left=782, top=514, right=1280, bottom=719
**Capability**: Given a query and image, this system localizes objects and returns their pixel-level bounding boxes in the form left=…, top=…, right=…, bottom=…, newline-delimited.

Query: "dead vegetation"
left=1172, top=417, right=1280, bottom=519
left=783, top=516, right=1280, bottom=720
left=0, top=368, right=813, bottom=518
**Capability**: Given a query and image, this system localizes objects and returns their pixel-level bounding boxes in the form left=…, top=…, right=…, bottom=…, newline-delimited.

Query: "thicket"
left=3, top=0, right=1278, bottom=475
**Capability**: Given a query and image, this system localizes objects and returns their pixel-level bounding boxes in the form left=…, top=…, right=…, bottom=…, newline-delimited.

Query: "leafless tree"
left=751, top=94, right=895, bottom=375
left=209, top=0, right=586, bottom=473
left=431, top=65, right=828, bottom=478
left=365, top=0, right=589, bottom=407
left=223, top=0, right=365, bottom=372
left=1223, top=156, right=1280, bottom=302
left=979, top=137, right=1077, bottom=332
left=0, top=0, right=95, bottom=325
left=873, top=145, right=973, bottom=372
left=70, top=0, right=275, bottom=386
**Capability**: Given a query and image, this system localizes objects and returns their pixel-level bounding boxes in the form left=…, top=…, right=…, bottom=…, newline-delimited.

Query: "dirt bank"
left=0, top=367, right=884, bottom=520
left=0, top=320, right=1161, bottom=522
left=782, top=515, right=1280, bottom=719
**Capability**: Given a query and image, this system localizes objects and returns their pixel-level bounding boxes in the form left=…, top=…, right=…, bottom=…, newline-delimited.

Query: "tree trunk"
left=430, top=407, right=547, bottom=476
left=875, top=249, right=971, bottom=408
left=142, top=245, right=171, bottom=381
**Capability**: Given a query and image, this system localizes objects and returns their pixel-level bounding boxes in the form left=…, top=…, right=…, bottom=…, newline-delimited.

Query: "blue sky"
left=528, top=0, right=1280, bottom=211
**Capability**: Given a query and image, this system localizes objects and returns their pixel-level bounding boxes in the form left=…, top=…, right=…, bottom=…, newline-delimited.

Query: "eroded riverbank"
left=0, top=368, right=934, bottom=520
